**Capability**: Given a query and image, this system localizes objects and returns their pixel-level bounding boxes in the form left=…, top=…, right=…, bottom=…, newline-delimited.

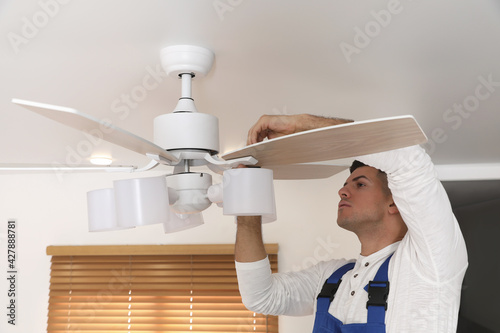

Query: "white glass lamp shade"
left=164, top=212, right=204, bottom=233
left=222, top=168, right=277, bottom=222
left=166, top=173, right=212, bottom=214
left=114, top=176, right=170, bottom=228
left=261, top=183, right=277, bottom=224
left=87, top=188, right=128, bottom=232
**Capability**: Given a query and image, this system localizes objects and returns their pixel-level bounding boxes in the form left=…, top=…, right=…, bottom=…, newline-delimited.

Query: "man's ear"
left=388, top=202, right=399, bottom=215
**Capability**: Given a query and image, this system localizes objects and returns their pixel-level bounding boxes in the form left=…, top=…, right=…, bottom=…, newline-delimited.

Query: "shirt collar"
left=357, top=241, right=400, bottom=267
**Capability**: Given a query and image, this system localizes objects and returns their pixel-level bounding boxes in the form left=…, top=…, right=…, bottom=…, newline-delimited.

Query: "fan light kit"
left=11, top=44, right=428, bottom=234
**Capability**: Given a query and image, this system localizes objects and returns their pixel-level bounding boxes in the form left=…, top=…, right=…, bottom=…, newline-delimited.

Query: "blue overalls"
left=312, top=255, right=392, bottom=333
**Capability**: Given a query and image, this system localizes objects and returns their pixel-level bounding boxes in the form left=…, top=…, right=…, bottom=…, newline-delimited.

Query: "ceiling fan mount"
left=160, top=44, right=215, bottom=78
left=153, top=45, right=222, bottom=171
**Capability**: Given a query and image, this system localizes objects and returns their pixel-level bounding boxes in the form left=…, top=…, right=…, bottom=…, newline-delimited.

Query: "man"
left=234, top=114, right=468, bottom=332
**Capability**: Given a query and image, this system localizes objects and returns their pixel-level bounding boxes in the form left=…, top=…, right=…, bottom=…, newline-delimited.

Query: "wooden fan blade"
left=12, top=99, right=179, bottom=163
left=222, top=115, right=427, bottom=166
left=267, top=164, right=348, bottom=180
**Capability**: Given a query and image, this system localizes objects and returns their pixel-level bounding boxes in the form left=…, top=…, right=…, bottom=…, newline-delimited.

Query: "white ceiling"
left=1, top=0, right=500, bottom=172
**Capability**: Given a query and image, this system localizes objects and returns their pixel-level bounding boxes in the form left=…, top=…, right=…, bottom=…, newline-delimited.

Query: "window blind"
left=47, top=244, right=278, bottom=333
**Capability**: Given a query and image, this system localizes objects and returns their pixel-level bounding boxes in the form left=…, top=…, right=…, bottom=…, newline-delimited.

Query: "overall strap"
left=366, top=254, right=393, bottom=324
left=316, top=262, right=355, bottom=312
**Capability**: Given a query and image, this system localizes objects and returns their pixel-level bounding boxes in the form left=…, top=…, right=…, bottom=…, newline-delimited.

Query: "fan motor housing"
left=154, top=112, right=219, bottom=154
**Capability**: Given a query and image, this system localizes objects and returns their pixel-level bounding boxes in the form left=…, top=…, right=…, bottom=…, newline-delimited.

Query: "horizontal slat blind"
left=47, top=245, right=278, bottom=333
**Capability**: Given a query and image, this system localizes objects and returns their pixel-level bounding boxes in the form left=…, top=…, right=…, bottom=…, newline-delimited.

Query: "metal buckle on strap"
left=366, top=281, right=390, bottom=310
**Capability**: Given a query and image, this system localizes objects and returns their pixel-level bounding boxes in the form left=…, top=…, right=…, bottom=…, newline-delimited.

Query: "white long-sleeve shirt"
left=235, top=145, right=468, bottom=332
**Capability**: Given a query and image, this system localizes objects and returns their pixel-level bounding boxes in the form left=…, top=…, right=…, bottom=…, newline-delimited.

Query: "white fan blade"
left=222, top=115, right=427, bottom=166
left=12, top=99, right=179, bottom=164
left=268, top=164, right=348, bottom=180
left=0, top=164, right=135, bottom=172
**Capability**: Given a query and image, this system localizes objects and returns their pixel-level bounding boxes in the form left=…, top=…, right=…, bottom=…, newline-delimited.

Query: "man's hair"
left=349, top=160, right=390, bottom=197
left=349, top=160, right=368, bottom=174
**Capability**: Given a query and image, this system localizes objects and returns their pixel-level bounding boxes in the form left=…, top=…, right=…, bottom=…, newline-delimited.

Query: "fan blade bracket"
left=204, top=155, right=258, bottom=174
left=146, top=153, right=179, bottom=166
left=148, top=150, right=258, bottom=175
left=132, top=159, right=160, bottom=172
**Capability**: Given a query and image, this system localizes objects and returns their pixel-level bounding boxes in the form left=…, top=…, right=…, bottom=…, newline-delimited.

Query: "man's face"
left=337, top=166, right=392, bottom=234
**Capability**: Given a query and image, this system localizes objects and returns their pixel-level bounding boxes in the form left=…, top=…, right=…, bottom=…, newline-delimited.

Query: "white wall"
left=0, top=168, right=360, bottom=333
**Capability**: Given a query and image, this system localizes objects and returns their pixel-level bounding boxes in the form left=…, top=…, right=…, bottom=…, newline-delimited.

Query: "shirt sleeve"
left=356, top=145, right=468, bottom=281
left=235, top=257, right=345, bottom=316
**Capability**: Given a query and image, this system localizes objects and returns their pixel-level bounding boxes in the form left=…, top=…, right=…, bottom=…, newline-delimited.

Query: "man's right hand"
left=246, top=114, right=354, bottom=145
left=247, top=115, right=303, bottom=145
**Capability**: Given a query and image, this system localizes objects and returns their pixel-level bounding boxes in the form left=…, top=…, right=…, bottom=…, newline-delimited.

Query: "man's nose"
left=338, top=186, right=350, bottom=198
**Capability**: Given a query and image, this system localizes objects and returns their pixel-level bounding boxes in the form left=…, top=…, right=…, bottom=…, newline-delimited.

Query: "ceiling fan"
left=10, top=45, right=427, bottom=233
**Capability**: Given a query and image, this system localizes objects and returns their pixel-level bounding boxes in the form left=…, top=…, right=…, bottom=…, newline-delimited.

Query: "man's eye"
left=357, top=183, right=366, bottom=187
